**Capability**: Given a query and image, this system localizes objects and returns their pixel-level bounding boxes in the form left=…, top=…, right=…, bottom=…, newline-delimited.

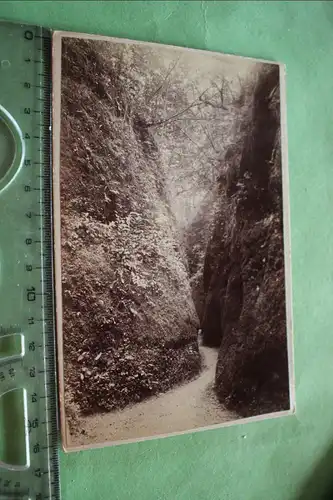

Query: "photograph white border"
left=52, top=30, right=295, bottom=452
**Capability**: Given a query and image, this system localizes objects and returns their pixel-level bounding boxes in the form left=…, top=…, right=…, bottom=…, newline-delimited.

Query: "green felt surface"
left=1, top=1, right=333, bottom=499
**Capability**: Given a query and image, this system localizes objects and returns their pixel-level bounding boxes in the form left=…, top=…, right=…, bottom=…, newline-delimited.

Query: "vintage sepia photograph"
left=53, top=32, right=293, bottom=450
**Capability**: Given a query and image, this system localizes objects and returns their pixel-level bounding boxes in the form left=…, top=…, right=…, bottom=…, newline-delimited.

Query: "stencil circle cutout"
left=0, top=105, right=24, bottom=193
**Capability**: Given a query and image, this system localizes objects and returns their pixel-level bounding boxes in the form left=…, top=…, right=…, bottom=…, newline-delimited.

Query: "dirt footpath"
left=70, top=343, right=237, bottom=446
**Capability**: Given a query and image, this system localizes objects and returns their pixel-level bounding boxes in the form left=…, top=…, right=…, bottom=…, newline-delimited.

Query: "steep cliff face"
left=60, top=39, right=200, bottom=419
left=201, top=66, right=289, bottom=416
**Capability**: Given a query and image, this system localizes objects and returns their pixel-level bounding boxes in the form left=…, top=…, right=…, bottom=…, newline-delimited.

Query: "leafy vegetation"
left=61, top=39, right=202, bottom=421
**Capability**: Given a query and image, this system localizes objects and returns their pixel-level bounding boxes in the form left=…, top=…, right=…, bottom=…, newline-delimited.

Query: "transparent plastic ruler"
left=0, top=21, right=60, bottom=500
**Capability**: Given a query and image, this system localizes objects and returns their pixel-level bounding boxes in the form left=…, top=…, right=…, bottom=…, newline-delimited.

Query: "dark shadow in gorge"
left=184, top=65, right=290, bottom=418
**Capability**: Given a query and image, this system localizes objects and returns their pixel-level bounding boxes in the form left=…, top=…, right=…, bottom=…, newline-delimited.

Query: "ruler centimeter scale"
left=0, top=22, right=60, bottom=500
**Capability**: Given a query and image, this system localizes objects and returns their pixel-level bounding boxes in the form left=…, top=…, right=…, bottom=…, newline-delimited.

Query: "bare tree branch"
left=174, top=124, right=201, bottom=149
left=197, top=106, right=219, bottom=154
left=172, top=117, right=228, bottom=122
left=146, top=58, right=180, bottom=103
left=146, top=87, right=212, bottom=128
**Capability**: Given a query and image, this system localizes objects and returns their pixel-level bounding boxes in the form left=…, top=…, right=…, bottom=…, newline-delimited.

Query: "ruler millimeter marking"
left=0, top=22, right=60, bottom=499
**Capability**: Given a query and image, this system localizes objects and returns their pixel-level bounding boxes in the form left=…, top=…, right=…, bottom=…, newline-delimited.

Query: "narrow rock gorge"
left=59, top=38, right=290, bottom=443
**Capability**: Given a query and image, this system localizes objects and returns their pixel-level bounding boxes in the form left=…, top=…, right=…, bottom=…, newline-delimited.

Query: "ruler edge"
left=0, top=19, right=61, bottom=498
left=52, top=32, right=69, bottom=453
